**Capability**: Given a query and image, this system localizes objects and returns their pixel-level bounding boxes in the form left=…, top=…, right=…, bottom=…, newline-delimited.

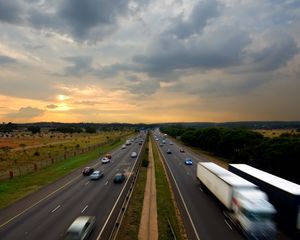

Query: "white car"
left=121, top=145, right=126, bottom=149
left=101, top=157, right=110, bottom=164
left=131, top=152, right=137, bottom=158
left=65, top=216, right=95, bottom=240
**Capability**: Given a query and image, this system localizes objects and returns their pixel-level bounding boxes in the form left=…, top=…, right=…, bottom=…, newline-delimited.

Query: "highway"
left=0, top=136, right=145, bottom=240
left=153, top=132, right=245, bottom=240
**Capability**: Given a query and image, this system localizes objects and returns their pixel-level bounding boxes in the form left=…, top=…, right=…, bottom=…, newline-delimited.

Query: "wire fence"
left=0, top=140, right=115, bottom=180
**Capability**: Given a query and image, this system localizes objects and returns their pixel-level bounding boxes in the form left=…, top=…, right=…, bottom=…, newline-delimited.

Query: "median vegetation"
left=0, top=136, right=125, bottom=209
left=161, top=126, right=300, bottom=184
left=116, top=136, right=149, bottom=240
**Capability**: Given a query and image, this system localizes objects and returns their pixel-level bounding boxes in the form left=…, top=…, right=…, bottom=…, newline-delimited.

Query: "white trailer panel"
left=197, top=162, right=257, bottom=210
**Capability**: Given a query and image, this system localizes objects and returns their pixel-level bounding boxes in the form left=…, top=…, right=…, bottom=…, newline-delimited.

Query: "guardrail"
left=96, top=133, right=148, bottom=240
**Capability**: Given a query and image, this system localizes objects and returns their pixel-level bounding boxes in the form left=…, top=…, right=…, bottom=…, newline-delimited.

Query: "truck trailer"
left=197, top=162, right=276, bottom=239
left=229, top=164, right=300, bottom=237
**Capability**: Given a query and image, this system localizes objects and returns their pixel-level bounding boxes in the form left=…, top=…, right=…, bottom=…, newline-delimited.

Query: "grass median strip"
left=0, top=138, right=123, bottom=209
left=116, top=141, right=148, bottom=240
left=152, top=137, right=185, bottom=240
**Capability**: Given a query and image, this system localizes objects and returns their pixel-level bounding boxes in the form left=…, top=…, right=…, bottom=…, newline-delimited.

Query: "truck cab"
left=232, top=189, right=277, bottom=239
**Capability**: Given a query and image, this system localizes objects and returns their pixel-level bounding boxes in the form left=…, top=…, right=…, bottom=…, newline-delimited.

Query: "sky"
left=0, top=0, right=299, bottom=123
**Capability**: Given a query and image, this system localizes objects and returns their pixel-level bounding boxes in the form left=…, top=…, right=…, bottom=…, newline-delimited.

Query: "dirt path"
left=138, top=140, right=158, bottom=240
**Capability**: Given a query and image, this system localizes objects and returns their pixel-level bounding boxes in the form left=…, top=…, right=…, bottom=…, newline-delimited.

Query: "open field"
left=0, top=131, right=132, bottom=173
left=254, top=129, right=298, bottom=138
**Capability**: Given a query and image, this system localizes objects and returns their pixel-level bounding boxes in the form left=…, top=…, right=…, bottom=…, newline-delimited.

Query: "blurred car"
left=160, top=143, right=163, bottom=147
left=90, top=170, right=103, bottom=180
left=179, top=148, right=185, bottom=153
left=113, top=172, right=125, bottom=183
left=169, top=142, right=173, bottom=145
left=101, top=157, right=110, bottom=164
left=105, top=153, right=112, bottom=159
left=65, top=216, right=95, bottom=240
left=185, top=158, right=193, bottom=165
left=82, top=167, right=94, bottom=176
left=167, top=149, right=172, bottom=154
left=131, top=151, right=137, bottom=158
left=121, top=144, right=126, bottom=149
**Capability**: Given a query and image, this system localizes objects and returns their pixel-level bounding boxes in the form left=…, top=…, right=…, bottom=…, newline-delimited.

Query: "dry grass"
left=254, top=129, right=297, bottom=138
left=0, top=131, right=131, bottom=172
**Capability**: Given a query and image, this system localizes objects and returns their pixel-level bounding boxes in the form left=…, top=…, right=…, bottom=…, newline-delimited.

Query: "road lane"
left=0, top=135, right=146, bottom=240
left=154, top=133, right=244, bottom=240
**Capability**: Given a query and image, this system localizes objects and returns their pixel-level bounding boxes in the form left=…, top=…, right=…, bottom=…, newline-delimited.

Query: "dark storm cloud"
left=5, top=106, right=45, bottom=119
left=0, top=55, right=16, bottom=64
left=167, top=0, right=221, bottom=39
left=0, top=0, right=147, bottom=43
left=57, top=0, right=129, bottom=41
left=245, top=34, right=299, bottom=72
left=0, top=0, right=24, bottom=23
left=133, top=26, right=251, bottom=77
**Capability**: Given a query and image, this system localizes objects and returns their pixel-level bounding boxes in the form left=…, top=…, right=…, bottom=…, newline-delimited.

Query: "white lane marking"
left=0, top=141, right=135, bottom=229
left=104, top=181, right=108, bottom=185
left=157, top=142, right=201, bottom=240
left=96, top=143, right=144, bottom=240
left=51, top=205, right=61, bottom=213
left=85, top=181, right=89, bottom=185
left=81, top=205, right=88, bottom=213
left=0, top=174, right=83, bottom=228
left=224, top=219, right=233, bottom=230
left=199, top=187, right=203, bottom=192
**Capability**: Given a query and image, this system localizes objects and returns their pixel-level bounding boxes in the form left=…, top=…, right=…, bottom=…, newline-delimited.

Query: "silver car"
left=65, top=216, right=95, bottom=240
left=90, top=170, right=103, bottom=180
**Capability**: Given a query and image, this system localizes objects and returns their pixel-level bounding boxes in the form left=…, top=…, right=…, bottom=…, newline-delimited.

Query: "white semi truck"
left=197, top=162, right=277, bottom=239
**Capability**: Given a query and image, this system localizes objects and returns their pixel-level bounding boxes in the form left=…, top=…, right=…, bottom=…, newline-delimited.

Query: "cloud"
left=63, top=56, right=93, bottom=76
left=167, top=0, right=221, bottom=39
left=46, top=104, right=58, bottom=109
left=56, top=0, right=129, bottom=41
left=0, top=0, right=24, bottom=24
left=0, top=55, right=16, bottom=64
left=127, top=79, right=160, bottom=95
left=5, top=106, right=45, bottom=119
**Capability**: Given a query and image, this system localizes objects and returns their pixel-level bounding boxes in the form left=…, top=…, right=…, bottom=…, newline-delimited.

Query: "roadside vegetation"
left=161, top=126, right=300, bottom=184
left=116, top=137, right=149, bottom=240
left=0, top=136, right=126, bottom=209
left=0, top=131, right=131, bottom=173
left=152, top=137, right=185, bottom=240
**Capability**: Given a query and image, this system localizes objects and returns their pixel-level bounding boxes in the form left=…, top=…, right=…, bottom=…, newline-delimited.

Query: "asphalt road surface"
left=153, top=132, right=245, bottom=240
left=0, top=136, right=145, bottom=240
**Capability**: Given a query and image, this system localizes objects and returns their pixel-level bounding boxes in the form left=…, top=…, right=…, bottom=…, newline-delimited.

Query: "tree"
left=85, top=126, right=97, bottom=133
left=28, top=126, right=41, bottom=134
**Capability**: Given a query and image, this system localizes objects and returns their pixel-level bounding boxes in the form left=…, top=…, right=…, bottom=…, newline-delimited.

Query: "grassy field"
left=152, top=137, right=185, bottom=240
left=254, top=129, right=297, bottom=138
left=0, top=137, right=125, bottom=209
left=116, top=139, right=148, bottom=240
left=0, top=131, right=131, bottom=172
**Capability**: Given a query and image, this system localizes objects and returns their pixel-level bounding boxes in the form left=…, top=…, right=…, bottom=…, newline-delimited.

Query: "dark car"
left=167, top=149, right=172, bottom=154
left=113, top=173, right=125, bottom=184
left=82, top=167, right=94, bottom=176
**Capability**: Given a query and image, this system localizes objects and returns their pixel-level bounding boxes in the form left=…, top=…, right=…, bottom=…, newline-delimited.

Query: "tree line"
left=160, top=126, right=300, bottom=184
